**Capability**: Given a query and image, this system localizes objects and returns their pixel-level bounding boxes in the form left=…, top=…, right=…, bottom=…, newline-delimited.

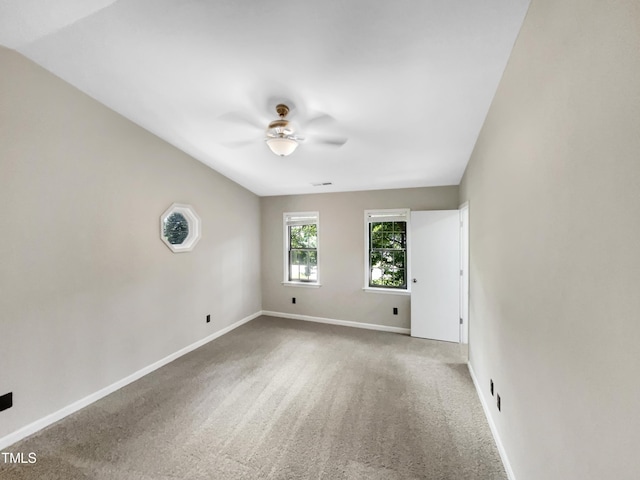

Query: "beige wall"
left=460, top=1, right=640, bottom=479
left=0, top=48, right=262, bottom=439
left=261, top=187, right=459, bottom=329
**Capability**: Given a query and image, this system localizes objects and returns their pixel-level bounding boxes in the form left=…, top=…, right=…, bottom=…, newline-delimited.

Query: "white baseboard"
left=0, top=311, right=262, bottom=451
left=467, top=362, right=516, bottom=480
left=262, top=310, right=410, bottom=335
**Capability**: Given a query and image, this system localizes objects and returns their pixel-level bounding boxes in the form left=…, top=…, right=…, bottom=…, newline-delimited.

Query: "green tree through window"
left=164, top=212, right=189, bottom=245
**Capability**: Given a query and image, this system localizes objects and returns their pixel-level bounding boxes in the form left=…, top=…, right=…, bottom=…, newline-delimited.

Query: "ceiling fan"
left=219, top=101, right=348, bottom=157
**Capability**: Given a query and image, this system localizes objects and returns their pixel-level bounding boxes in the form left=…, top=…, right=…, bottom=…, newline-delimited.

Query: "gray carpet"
left=1, top=316, right=506, bottom=479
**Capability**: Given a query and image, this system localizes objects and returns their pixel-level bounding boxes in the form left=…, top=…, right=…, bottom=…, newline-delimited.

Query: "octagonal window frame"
left=160, top=203, right=201, bottom=253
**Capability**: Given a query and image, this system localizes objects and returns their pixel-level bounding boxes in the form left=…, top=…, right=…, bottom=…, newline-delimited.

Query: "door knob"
left=412, top=278, right=417, bottom=283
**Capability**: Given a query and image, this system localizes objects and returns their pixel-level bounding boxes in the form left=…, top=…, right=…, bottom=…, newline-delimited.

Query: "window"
left=284, top=212, right=319, bottom=284
left=365, top=209, right=410, bottom=291
left=160, top=203, right=201, bottom=253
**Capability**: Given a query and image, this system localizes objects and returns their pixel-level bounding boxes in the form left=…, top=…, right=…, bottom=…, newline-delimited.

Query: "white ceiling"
left=0, top=0, right=530, bottom=196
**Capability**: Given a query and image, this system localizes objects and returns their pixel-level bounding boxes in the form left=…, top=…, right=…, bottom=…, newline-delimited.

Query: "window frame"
left=363, top=209, right=411, bottom=294
left=283, top=211, right=320, bottom=287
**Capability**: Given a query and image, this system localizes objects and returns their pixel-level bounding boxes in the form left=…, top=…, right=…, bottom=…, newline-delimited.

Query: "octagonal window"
left=160, top=203, right=201, bottom=252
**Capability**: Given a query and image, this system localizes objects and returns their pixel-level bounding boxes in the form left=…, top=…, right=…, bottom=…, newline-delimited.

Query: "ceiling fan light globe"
left=266, top=137, right=298, bottom=157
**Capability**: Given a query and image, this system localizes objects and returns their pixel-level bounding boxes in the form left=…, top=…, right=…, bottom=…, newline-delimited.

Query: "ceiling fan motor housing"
left=275, top=104, right=290, bottom=118
left=267, top=105, right=294, bottom=137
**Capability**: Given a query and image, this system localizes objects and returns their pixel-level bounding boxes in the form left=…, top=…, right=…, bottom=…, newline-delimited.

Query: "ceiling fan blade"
left=217, top=111, right=264, bottom=131
left=305, top=112, right=337, bottom=128
left=221, top=139, right=257, bottom=148
left=313, top=136, right=348, bottom=147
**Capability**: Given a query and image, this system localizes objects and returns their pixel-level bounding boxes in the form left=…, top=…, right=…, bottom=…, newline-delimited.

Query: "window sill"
left=281, top=282, right=322, bottom=288
left=362, top=287, right=410, bottom=296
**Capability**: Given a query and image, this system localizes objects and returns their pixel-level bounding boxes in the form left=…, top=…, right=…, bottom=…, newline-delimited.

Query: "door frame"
left=459, top=201, right=470, bottom=345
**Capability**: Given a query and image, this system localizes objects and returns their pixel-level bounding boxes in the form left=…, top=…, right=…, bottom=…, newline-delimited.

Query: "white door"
left=460, top=203, right=469, bottom=344
left=410, top=210, right=460, bottom=342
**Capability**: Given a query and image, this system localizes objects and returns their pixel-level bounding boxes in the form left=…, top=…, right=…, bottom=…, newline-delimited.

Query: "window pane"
left=289, top=247, right=317, bottom=282
left=164, top=212, right=189, bottom=245
left=371, top=228, right=384, bottom=248
left=381, top=232, right=391, bottom=248
left=307, top=265, right=318, bottom=282
left=289, top=251, right=299, bottom=281
left=290, top=224, right=317, bottom=249
left=289, top=226, right=302, bottom=248
left=305, top=224, right=317, bottom=248
left=371, top=259, right=405, bottom=287
left=390, top=233, right=399, bottom=248
left=371, top=222, right=406, bottom=250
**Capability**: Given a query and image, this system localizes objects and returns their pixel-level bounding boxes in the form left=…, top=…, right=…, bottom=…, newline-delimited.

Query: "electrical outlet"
left=0, top=392, right=13, bottom=412
left=292, top=297, right=296, bottom=304
left=393, top=307, right=398, bottom=315
left=206, top=314, right=211, bottom=323
left=497, top=394, right=501, bottom=411
left=490, top=379, right=494, bottom=396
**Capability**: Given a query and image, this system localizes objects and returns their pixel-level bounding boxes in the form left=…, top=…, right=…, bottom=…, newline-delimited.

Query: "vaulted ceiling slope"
left=0, top=0, right=530, bottom=196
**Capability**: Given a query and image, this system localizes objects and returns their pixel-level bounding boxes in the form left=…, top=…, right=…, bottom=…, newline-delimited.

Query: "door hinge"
left=460, top=269, right=463, bottom=276
left=460, top=318, right=463, bottom=325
